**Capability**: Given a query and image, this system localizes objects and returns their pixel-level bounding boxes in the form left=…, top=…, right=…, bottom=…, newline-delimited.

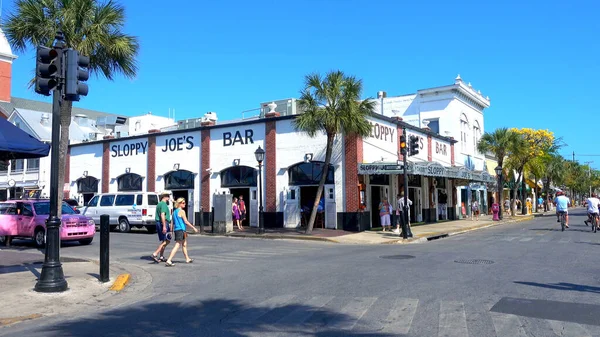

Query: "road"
left=2, top=208, right=600, bottom=336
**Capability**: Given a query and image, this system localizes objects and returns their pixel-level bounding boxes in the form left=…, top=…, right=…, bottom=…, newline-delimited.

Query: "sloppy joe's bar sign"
left=368, top=122, right=395, bottom=143
left=111, top=135, right=195, bottom=157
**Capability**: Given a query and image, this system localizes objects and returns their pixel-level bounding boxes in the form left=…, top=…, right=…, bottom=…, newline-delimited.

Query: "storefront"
left=68, top=112, right=456, bottom=231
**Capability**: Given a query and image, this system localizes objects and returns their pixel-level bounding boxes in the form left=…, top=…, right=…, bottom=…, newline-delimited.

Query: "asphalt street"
left=2, top=208, right=600, bottom=336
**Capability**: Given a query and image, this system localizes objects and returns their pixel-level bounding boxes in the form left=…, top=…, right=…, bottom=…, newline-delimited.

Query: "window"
left=147, top=194, right=158, bottom=206
left=87, top=195, right=99, bottom=207
left=22, top=204, right=34, bottom=217
left=369, top=175, right=390, bottom=185
left=460, top=114, right=469, bottom=153
left=0, top=203, right=16, bottom=214
left=164, top=170, right=195, bottom=190
left=426, top=119, right=440, bottom=134
left=10, top=159, right=24, bottom=172
left=117, top=173, right=143, bottom=191
left=473, top=121, right=481, bottom=155
left=77, top=177, right=99, bottom=193
left=220, top=166, right=257, bottom=187
left=26, top=158, right=40, bottom=171
left=136, top=195, right=143, bottom=206
left=115, top=194, right=135, bottom=206
left=100, top=195, right=115, bottom=207
left=33, top=201, right=74, bottom=215
left=288, top=162, right=334, bottom=186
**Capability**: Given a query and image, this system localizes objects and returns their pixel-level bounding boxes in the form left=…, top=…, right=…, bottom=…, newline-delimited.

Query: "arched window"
left=77, top=176, right=99, bottom=193
left=288, top=161, right=335, bottom=186
left=117, top=173, right=143, bottom=191
left=164, top=170, right=195, bottom=190
left=460, top=113, right=469, bottom=153
left=473, top=120, right=481, bottom=155
left=220, top=166, right=257, bottom=187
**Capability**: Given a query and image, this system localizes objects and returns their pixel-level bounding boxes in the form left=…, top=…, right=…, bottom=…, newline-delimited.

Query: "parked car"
left=63, top=198, right=81, bottom=214
left=81, top=192, right=160, bottom=233
left=0, top=199, right=96, bottom=247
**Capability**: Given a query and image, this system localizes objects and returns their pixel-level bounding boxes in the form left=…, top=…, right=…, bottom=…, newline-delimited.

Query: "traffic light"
left=409, top=135, right=419, bottom=156
left=35, top=46, right=59, bottom=96
left=64, top=49, right=89, bottom=101
left=400, top=135, right=407, bottom=155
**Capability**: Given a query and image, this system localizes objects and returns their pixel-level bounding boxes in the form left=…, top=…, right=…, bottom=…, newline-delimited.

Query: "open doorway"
left=298, top=186, right=324, bottom=228
left=370, top=186, right=382, bottom=229
left=172, top=190, right=192, bottom=224
left=230, top=188, right=250, bottom=228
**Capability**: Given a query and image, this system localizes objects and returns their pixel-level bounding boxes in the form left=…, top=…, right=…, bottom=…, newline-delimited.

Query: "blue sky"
left=3, top=0, right=599, bottom=166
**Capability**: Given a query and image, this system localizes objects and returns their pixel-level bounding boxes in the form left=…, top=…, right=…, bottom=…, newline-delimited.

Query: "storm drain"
left=379, top=255, right=416, bottom=260
left=454, top=259, right=494, bottom=265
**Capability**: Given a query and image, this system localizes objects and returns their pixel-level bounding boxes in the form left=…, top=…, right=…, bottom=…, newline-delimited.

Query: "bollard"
left=199, top=208, right=204, bottom=233
left=100, top=214, right=110, bottom=283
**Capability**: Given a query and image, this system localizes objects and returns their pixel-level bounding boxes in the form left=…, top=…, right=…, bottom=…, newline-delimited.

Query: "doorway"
left=172, top=190, right=193, bottom=224
left=82, top=193, right=95, bottom=206
left=230, top=188, right=250, bottom=228
left=299, top=186, right=323, bottom=228
left=371, top=186, right=382, bottom=228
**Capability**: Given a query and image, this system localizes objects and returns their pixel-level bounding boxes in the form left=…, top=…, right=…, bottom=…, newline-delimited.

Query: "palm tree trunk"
left=510, top=186, right=517, bottom=216
left=57, top=100, right=73, bottom=216
left=305, top=134, right=334, bottom=234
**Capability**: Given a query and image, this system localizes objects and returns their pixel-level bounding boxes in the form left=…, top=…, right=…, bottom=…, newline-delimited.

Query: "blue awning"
left=0, top=117, right=50, bottom=159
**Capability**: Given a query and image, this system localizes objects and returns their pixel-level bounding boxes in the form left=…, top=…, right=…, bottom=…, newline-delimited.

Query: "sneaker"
left=393, top=229, right=400, bottom=234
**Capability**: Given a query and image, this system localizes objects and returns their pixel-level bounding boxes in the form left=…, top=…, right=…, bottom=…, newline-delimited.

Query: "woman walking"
left=165, top=198, right=199, bottom=266
left=232, top=197, right=243, bottom=230
left=471, top=200, right=480, bottom=221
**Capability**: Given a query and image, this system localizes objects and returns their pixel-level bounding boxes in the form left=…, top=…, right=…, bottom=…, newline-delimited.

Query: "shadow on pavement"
left=20, top=299, right=396, bottom=337
left=515, top=281, right=600, bottom=294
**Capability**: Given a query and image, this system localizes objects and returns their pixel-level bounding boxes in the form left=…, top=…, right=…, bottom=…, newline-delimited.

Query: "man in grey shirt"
left=393, top=192, right=412, bottom=234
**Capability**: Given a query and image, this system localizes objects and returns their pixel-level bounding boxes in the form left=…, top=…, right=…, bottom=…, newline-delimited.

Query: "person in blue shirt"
left=164, top=198, right=198, bottom=266
left=554, top=191, right=571, bottom=228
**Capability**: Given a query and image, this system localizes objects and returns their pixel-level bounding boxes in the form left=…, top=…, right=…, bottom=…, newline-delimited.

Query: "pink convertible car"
left=0, top=199, right=96, bottom=247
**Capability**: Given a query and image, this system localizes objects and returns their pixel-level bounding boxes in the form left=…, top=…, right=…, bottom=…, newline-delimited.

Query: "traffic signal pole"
left=35, top=31, right=68, bottom=293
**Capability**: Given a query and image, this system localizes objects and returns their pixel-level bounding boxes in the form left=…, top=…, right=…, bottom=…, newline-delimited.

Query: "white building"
left=371, top=75, right=492, bottom=216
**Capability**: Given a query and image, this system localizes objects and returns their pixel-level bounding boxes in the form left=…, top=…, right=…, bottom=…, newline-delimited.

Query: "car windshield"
left=34, top=201, right=76, bottom=215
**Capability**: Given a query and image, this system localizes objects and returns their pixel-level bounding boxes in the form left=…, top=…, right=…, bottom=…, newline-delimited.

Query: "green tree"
left=3, top=0, right=139, bottom=213
left=477, top=127, right=519, bottom=216
left=294, top=71, right=374, bottom=233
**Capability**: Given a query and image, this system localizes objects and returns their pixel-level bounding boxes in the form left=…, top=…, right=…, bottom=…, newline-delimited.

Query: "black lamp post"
left=494, top=165, right=503, bottom=220
left=255, top=146, right=265, bottom=234
left=35, top=31, right=68, bottom=292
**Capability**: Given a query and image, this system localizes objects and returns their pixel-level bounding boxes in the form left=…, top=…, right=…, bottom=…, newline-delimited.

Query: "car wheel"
left=34, top=228, right=46, bottom=248
left=118, top=218, right=131, bottom=233
left=79, top=238, right=93, bottom=245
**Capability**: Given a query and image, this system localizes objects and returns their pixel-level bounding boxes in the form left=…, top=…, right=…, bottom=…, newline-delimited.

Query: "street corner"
left=0, top=314, right=43, bottom=328
left=109, top=273, right=131, bottom=292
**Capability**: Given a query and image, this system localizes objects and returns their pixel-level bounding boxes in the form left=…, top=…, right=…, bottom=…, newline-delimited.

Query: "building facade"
left=68, top=104, right=495, bottom=230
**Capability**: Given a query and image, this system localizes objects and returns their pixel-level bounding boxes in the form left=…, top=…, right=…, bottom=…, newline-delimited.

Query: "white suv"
left=82, top=192, right=160, bottom=233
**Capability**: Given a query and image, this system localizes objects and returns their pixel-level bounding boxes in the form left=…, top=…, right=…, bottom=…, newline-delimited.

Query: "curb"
left=109, top=273, right=131, bottom=292
left=444, top=215, right=534, bottom=238
left=0, top=314, right=43, bottom=327
left=225, top=233, right=339, bottom=243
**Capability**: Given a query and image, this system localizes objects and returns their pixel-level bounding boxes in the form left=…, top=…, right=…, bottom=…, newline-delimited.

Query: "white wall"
left=431, top=137, right=452, bottom=166
left=276, top=119, right=344, bottom=212
left=363, top=117, right=398, bottom=164
left=209, top=122, right=265, bottom=206
left=69, top=144, right=103, bottom=196
left=108, top=137, right=149, bottom=192
left=154, top=131, right=202, bottom=212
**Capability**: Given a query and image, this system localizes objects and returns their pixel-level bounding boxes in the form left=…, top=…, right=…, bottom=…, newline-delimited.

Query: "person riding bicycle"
left=554, top=191, right=571, bottom=228
left=584, top=193, right=600, bottom=228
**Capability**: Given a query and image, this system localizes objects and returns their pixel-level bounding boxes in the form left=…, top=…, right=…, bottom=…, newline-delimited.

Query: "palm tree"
left=477, top=128, right=519, bottom=217
left=294, top=71, right=374, bottom=233
left=3, top=0, right=139, bottom=214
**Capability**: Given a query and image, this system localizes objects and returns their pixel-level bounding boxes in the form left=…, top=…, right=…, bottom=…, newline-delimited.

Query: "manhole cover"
left=379, top=255, right=415, bottom=260
left=454, top=259, right=494, bottom=265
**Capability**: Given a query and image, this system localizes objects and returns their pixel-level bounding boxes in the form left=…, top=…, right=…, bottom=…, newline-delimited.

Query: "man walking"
left=151, top=191, right=172, bottom=263
left=393, top=191, right=412, bottom=234
left=239, top=195, right=247, bottom=227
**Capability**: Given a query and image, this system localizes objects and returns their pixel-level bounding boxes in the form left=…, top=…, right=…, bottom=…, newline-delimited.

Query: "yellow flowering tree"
left=505, top=128, right=556, bottom=215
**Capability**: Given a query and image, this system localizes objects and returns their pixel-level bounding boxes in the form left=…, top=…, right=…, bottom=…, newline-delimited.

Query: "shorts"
left=380, top=214, right=391, bottom=227
left=174, top=230, right=185, bottom=242
left=588, top=212, right=599, bottom=217
left=557, top=210, right=568, bottom=215
left=156, top=221, right=171, bottom=242
left=472, top=210, right=480, bottom=215
left=241, top=211, right=246, bottom=220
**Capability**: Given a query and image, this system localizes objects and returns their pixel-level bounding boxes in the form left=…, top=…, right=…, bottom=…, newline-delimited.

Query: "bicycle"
left=559, top=211, right=567, bottom=232
left=592, top=213, right=599, bottom=233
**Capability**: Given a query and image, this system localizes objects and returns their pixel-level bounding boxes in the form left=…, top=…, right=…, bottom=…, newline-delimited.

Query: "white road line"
left=548, top=320, right=592, bottom=337
left=327, top=297, right=377, bottom=330
left=215, top=253, right=257, bottom=260
left=519, top=237, right=533, bottom=242
left=237, top=251, right=281, bottom=256
left=200, top=255, right=249, bottom=262
left=381, top=298, right=419, bottom=334
left=539, top=237, right=551, bottom=242
left=227, top=295, right=297, bottom=324
left=558, top=237, right=571, bottom=243
left=490, top=312, right=527, bottom=337
left=503, top=237, right=518, bottom=241
left=438, top=301, right=468, bottom=337
left=276, top=296, right=335, bottom=325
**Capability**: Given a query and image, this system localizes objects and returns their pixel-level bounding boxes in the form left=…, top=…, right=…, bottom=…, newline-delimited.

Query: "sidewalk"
left=0, top=250, right=140, bottom=328
left=200, top=210, right=555, bottom=244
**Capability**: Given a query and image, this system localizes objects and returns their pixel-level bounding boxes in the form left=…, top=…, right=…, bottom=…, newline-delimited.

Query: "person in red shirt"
left=239, top=195, right=247, bottom=227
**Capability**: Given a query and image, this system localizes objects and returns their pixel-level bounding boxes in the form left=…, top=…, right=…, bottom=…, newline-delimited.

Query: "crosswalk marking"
left=438, top=301, right=468, bottom=337
left=327, top=297, right=377, bottom=330
left=227, top=295, right=296, bottom=324
left=548, top=319, right=592, bottom=337
left=558, top=237, right=571, bottom=243
left=490, top=312, right=528, bottom=337
left=275, top=296, right=334, bottom=325
left=381, top=298, right=419, bottom=334
left=519, top=237, right=533, bottom=242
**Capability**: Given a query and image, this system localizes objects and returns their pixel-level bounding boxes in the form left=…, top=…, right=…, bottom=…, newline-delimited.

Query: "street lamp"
left=254, top=145, right=265, bottom=234
left=495, top=165, right=503, bottom=220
